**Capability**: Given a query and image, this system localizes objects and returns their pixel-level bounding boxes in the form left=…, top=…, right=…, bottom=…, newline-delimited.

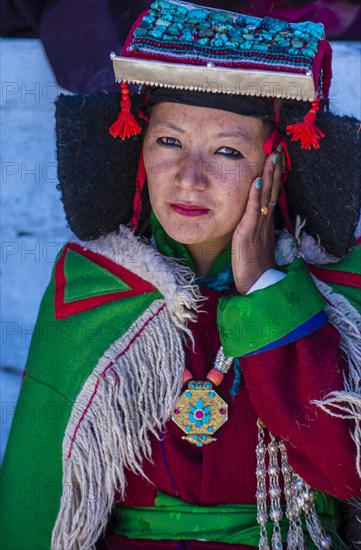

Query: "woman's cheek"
left=213, top=158, right=256, bottom=188
left=240, top=157, right=261, bottom=184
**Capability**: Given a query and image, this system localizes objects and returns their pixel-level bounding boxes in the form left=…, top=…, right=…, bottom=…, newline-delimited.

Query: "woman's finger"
left=234, top=174, right=263, bottom=236
left=259, top=152, right=277, bottom=214
left=270, top=151, right=283, bottom=203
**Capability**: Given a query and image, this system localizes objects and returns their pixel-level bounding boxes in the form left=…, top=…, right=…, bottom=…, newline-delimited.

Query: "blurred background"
left=1, top=0, right=361, bottom=459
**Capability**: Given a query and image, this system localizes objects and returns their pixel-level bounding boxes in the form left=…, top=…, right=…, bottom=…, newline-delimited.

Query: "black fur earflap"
left=55, top=92, right=361, bottom=257
left=55, top=93, right=143, bottom=241
left=279, top=101, right=361, bottom=257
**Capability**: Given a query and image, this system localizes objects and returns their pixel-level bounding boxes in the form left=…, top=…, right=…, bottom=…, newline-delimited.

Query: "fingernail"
left=277, top=144, right=283, bottom=152
left=255, top=177, right=262, bottom=189
left=273, top=153, right=279, bottom=165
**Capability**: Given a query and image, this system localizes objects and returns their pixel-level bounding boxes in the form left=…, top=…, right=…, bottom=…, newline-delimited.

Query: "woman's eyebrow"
left=153, top=120, right=185, bottom=133
left=216, top=130, right=251, bottom=143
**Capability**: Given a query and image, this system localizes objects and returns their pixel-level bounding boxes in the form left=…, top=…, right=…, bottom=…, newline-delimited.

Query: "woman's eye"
left=157, top=137, right=181, bottom=147
left=215, top=146, right=243, bottom=159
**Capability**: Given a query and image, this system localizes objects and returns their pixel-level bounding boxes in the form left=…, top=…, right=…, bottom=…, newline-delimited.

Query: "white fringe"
left=310, top=276, right=361, bottom=478
left=51, top=300, right=186, bottom=550
left=275, top=217, right=361, bottom=479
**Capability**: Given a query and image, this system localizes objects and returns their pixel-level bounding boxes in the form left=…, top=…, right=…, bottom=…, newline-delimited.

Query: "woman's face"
left=143, top=102, right=268, bottom=251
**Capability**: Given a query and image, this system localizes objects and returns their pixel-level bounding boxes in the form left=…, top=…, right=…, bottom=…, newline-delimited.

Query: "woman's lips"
left=170, top=203, right=210, bottom=217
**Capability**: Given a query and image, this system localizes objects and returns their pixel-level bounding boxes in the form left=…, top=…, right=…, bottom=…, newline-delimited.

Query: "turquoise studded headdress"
left=108, top=0, right=334, bottom=230
left=109, top=0, right=332, bottom=151
left=111, top=0, right=330, bottom=101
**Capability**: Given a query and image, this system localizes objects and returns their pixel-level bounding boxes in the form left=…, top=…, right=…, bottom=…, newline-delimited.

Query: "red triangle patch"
left=55, top=242, right=157, bottom=320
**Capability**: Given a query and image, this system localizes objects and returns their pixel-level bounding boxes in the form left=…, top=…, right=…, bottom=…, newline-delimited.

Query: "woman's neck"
left=186, top=233, right=233, bottom=278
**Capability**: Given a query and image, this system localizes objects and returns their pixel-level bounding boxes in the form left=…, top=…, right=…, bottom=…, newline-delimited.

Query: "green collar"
left=151, top=211, right=232, bottom=279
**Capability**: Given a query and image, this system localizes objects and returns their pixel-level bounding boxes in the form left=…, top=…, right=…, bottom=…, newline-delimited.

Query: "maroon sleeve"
left=241, top=322, right=360, bottom=499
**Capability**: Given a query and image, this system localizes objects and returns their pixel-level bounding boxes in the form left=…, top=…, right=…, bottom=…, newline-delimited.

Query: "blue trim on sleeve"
left=243, top=310, right=328, bottom=357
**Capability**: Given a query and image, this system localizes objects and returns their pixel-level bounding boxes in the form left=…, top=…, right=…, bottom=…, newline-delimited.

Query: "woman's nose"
left=176, top=153, right=208, bottom=189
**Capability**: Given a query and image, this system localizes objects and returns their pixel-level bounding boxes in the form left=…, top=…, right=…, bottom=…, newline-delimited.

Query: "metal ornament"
left=256, top=418, right=332, bottom=550
left=172, top=380, right=228, bottom=446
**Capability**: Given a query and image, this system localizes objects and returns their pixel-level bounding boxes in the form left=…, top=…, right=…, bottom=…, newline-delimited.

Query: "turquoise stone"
left=157, top=0, right=172, bottom=9
left=228, top=26, right=240, bottom=37
left=185, top=391, right=192, bottom=399
left=292, top=39, right=303, bottom=48
left=212, top=25, right=227, bottom=33
left=201, top=435, right=207, bottom=441
left=262, top=16, right=290, bottom=33
left=205, top=383, right=211, bottom=389
left=214, top=32, right=227, bottom=41
left=239, top=42, right=253, bottom=50
left=162, top=12, right=174, bottom=21
left=198, top=22, right=211, bottom=29
left=149, top=27, right=167, bottom=39
left=167, top=25, right=180, bottom=35
left=287, top=48, right=299, bottom=55
left=307, top=41, right=318, bottom=51
left=208, top=426, right=213, bottom=432
left=302, top=48, right=315, bottom=57
left=134, top=27, right=148, bottom=37
left=244, top=15, right=259, bottom=25
left=247, top=23, right=261, bottom=31
left=236, top=16, right=245, bottom=27
left=186, top=425, right=191, bottom=431
left=209, top=11, right=233, bottom=24
left=196, top=441, right=203, bottom=447
left=190, top=383, right=196, bottom=389
left=141, top=15, right=155, bottom=29
left=242, top=33, right=254, bottom=40
left=260, top=32, right=272, bottom=41
left=177, top=6, right=188, bottom=16
left=180, top=33, right=193, bottom=41
left=149, top=9, right=158, bottom=17
left=253, top=44, right=269, bottom=52
left=198, top=29, right=213, bottom=38
left=162, top=34, right=173, bottom=41
left=296, top=21, right=324, bottom=40
left=188, top=8, right=209, bottom=20
left=279, top=39, right=290, bottom=47
left=209, top=391, right=215, bottom=398
left=225, top=41, right=238, bottom=49
left=156, top=18, right=171, bottom=27
left=193, top=435, right=199, bottom=440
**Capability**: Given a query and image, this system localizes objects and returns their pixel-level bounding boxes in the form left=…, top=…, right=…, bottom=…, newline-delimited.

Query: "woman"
left=1, top=1, right=361, bottom=549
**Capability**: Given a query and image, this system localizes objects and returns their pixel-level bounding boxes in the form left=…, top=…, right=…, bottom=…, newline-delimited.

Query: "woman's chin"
left=164, top=225, right=208, bottom=246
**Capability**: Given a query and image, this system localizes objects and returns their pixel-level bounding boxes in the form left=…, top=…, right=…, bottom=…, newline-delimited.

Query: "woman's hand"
left=232, top=148, right=284, bottom=294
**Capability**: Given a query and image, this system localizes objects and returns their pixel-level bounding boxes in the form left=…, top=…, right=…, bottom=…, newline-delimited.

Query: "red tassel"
left=286, top=98, right=325, bottom=150
left=109, top=82, right=142, bottom=140
left=130, top=149, right=146, bottom=231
